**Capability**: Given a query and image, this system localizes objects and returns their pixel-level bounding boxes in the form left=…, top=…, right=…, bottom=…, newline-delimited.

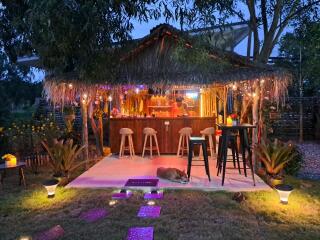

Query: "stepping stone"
left=125, top=179, right=159, bottom=187
left=33, top=225, right=64, bottom=240
left=144, top=191, right=163, bottom=200
left=137, top=206, right=161, bottom=218
left=80, top=208, right=108, bottom=223
left=127, top=227, right=154, bottom=240
left=112, top=190, right=132, bottom=200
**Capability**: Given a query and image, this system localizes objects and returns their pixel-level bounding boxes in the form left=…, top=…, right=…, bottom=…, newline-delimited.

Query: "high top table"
left=216, top=124, right=256, bottom=186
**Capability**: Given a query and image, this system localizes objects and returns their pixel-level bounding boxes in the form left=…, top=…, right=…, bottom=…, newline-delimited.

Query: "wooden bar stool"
left=142, top=127, right=160, bottom=158
left=177, top=127, right=192, bottom=157
left=119, top=128, right=135, bottom=157
left=199, top=127, right=216, bottom=158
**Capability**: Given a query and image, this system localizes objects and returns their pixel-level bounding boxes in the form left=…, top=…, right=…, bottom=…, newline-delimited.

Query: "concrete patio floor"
left=68, top=154, right=270, bottom=192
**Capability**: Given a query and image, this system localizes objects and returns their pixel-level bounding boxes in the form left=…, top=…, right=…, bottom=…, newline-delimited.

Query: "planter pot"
left=268, top=175, right=284, bottom=187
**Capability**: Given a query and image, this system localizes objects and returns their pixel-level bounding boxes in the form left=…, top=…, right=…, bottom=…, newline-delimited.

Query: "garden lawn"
left=0, top=168, right=319, bottom=240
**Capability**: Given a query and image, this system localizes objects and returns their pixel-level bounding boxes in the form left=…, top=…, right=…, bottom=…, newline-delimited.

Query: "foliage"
left=0, top=114, right=62, bottom=156
left=284, top=144, right=303, bottom=176
left=278, top=20, right=320, bottom=96
left=255, top=139, right=298, bottom=177
left=63, top=106, right=75, bottom=116
left=194, top=0, right=320, bottom=63
left=41, top=138, right=85, bottom=178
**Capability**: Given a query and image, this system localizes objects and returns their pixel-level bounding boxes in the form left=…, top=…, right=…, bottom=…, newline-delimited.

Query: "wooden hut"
left=43, top=23, right=290, bottom=160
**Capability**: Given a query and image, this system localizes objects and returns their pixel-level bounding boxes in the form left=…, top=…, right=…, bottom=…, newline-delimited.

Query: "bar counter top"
left=110, top=116, right=216, bottom=154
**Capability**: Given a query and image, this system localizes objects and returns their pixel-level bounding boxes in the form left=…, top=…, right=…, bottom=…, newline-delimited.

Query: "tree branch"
left=261, top=0, right=268, bottom=35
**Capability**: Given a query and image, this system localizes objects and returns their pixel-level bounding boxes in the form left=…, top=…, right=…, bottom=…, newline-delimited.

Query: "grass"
left=0, top=168, right=319, bottom=240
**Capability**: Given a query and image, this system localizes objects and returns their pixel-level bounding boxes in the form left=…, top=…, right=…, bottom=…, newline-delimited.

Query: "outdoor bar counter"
left=110, top=116, right=216, bottom=154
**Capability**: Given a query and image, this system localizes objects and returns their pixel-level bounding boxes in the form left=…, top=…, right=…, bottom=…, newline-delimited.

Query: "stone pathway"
left=297, top=142, right=320, bottom=180
left=31, top=179, right=162, bottom=240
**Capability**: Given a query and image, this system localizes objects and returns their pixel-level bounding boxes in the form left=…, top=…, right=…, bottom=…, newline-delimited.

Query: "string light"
left=68, top=83, right=73, bottom=89
left=108, top=95, right=113, bottom=102
left=135, top=88, right=140, bottom=94
left=233, top=84, right=237, bottom=90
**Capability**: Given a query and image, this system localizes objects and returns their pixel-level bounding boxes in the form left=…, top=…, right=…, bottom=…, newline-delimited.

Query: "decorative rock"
left=79, top=208, right=108, bottom=223
left=127, top=227, right=154, bottom=240
left=33, top=225, right=64, bottom=240
left=232, top=192, right=246, bottom=203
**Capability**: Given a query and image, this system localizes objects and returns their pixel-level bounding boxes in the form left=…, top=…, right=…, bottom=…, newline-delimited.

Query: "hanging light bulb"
left=232, top=83, right=237, bottom=91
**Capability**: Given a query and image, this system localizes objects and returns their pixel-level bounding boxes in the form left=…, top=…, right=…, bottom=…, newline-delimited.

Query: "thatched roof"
left=119, top=23, right=289, bottom=85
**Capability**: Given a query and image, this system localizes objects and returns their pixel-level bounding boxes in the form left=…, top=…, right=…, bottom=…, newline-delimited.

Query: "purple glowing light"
left=125, top=179, right=159, bottom=187
left=137, top=206, right=161, bottom=218
left=79, top=208, right=108, bottom=223
left=127, top=227, right=154, bottom=240
left=144, top=192, right=163, bottom=200
left=112, top=191, right=132, bottom=199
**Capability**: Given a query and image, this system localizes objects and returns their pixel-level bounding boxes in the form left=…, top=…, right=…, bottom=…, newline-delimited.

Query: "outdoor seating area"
left=67, top=155, right=269, bottom=192
left=1, top=1, right=320, bottom=239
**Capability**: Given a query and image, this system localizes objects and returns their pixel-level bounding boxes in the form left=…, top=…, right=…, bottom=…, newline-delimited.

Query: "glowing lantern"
left=2, top=154, right=17, bottom=167
left=43, top=179, right=59, bottom=198
left=227, top=116, right=233, bottom=126
left=275, top=184, right=293, bottom=204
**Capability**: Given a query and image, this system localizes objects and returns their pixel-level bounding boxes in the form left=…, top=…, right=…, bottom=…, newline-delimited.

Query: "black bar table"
left=217, top=124, right=256, bottom=186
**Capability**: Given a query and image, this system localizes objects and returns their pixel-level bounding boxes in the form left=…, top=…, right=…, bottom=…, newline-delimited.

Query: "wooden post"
left=81, top=101, right=89, bottom=169
left=252, top=83, right=260, bottom=172
left=223, top=86, right=227, bottom=123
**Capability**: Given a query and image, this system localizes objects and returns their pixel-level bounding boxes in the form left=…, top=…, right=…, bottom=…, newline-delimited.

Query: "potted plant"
left=42, top=138, right=86, bottom=185
left=255, top=139, right=298, bottom=187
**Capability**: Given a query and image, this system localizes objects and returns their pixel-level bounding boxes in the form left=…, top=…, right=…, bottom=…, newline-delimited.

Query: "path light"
left=43, top=179, right=59, bottom=198
left=109, top=200, right=117, bottom=206
left=275, top=184, right=293, bottom=204
left=147, top=200, right=155, bottom=206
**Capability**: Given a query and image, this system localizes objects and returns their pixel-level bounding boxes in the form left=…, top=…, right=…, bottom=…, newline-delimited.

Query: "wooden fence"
left=269, top=97, right=320, bottom=141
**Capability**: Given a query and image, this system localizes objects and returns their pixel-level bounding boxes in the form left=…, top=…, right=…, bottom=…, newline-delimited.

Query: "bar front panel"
left=110, top=117, right=216, bottom=154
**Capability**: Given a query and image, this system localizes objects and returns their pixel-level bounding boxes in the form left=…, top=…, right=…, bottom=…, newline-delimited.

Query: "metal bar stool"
left=187, top=137, right=211, bottom=182
left=142, top=127, right=160, bottom=158
left=216, top=134, right=241, bottom=174
left=217, top=124, right=256, bottom=186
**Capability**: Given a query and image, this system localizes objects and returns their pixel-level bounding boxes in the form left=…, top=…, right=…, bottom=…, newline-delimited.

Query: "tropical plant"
left=41, top=139, right=85, bottom=179
left=255, top=139, right=298, bottom=177
left=284, top=143, right=303, bottom=176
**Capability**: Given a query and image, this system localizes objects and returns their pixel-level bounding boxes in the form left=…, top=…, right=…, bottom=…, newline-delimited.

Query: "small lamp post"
left=43, top=179, right=59, bottom=198
left=275, top=184, right=293, bottom=204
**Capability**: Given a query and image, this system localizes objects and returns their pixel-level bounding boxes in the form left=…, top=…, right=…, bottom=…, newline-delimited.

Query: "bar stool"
left=177, top=127, right=192, bottom=157
left=199, top=127, right=216, bottom=158
left=142, top=127, right=160, bottom=158
left=187, top=137, right=211, bottom=181
left=216, top=134, right=241, bottom=174
left=119, top=128, right=135, bottom=157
